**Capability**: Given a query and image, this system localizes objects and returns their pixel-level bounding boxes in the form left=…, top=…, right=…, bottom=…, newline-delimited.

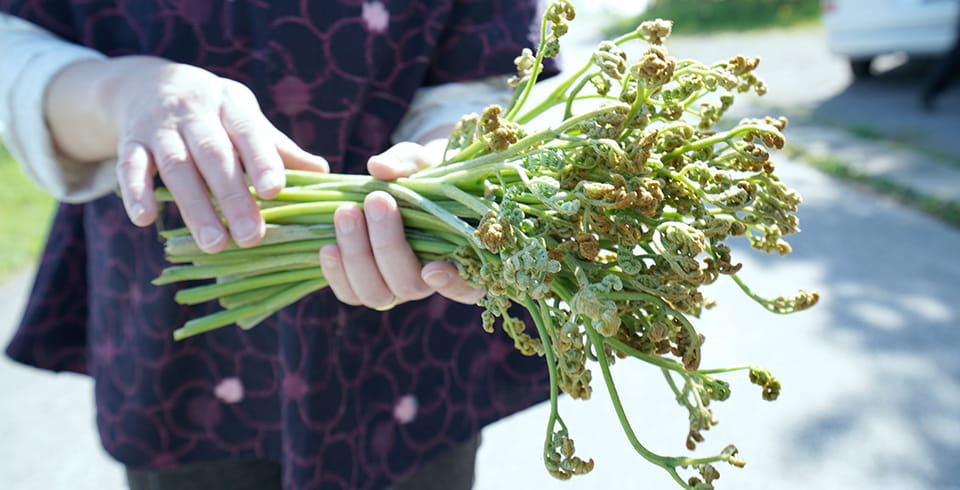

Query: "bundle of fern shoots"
left=154, top=2, right=818, bottom=488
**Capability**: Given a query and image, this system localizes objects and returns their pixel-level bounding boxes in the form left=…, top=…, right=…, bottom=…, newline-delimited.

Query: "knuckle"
left=221, top=79, right=256, bottom=100
left=215, top=189, right=254, bottom=209
left=192, top=137, right=233, bottom=161
left=225, top=117, right=259, bottom=138
left=369, top=239, right=395, bottom=256
left=393, top=283, right=428, bottom=301
left=247, top=155, right=282, bottom=176
left=336, top=238, right=367, bottom=258
left=157, top=93, right=195, bottom=115
left=115, top=155, right=140, bottom=175
left=176, top=196, right=213, bottom=215
left=155, top=152, right=191, bottom=174
left=128, top=116, right=168, bottom=136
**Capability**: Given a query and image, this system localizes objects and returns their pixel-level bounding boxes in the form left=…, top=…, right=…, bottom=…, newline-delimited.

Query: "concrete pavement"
left=0, top=269, right=127, bottom=489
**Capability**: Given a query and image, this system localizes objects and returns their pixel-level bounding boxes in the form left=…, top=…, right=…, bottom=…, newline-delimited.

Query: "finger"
left=115, top=140, right=158, bottom=227
left=332, top=203, right=396, bottom=309
left=180, top=116, right=264, bottom=248
left=220, top=94, right=285, bottom=199
left=367, top=141, right=438, bottom=181
left=274, top=128, right=330, bottom=173
left=421, top=261, right=486, bottom=304
left=319, top=243, right=362, bottom=306
left=151, top=128, right=227, bottom=253
left=364, top=191, right=433, bottom=301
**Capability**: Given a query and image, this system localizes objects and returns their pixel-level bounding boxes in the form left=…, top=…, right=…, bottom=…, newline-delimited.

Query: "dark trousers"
left=126, top=435, right=480, bottom=490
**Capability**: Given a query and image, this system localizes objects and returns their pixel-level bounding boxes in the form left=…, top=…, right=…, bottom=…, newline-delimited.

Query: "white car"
left=822, top=0, right=960, bottom=77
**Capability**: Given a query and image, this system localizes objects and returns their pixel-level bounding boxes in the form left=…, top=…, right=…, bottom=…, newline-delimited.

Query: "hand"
left=46, top=56, right=329, bottom=253
left=319, top=142, right=485, bottom=310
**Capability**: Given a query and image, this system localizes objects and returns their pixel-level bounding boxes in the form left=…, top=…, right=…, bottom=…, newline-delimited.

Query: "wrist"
left=44, top=57, right=120, bottom=162
left=44, top=55, right=173, bottom=163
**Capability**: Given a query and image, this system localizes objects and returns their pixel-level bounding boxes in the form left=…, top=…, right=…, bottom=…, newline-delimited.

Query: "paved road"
left=3, top=18, right=959, bottom=490
left=0, top=269, right=126, bottom=489
left=666, top=26, right=960, bottom=157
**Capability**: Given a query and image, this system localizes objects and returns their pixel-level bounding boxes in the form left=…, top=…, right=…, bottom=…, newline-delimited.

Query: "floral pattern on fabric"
left=2, top=1, right=556, bottom=488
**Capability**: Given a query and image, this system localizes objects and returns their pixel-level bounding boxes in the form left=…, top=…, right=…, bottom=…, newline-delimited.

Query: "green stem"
left=399, top=179, right=492, bottom=218
left=523, top=297, right=563, bottom=474
left=604, top=337, right=687, bottom=375
left=163, top=224, right=336, bottom=256
left=173, top=278, right=328, bottom=340
left=167, top=238, right=336, bottom=264
left=730, top=274, right=792, bottom=314
left=175, top=267, right=325, bottom=305
left=219, top=284, right=289, bottom=309
left=154, top=252, right=320, bottom=285
left=661, top=124, right=774, bottom=162
left=562, top=70, right=597, bottom=120
left=513, top=30, right=642, bottom=125
left=273, top=187, right=368, bottom=203
left=503, top=11, right=550, bottom=121
left=415, top=106, right=628, bottom=180
left=584, top=325, right=692, bottom=489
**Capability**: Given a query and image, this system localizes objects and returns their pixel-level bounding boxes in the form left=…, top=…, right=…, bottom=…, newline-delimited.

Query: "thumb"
left=367, top=141, right=441, bottom=180
left=274, top=128, right=330, bottom=173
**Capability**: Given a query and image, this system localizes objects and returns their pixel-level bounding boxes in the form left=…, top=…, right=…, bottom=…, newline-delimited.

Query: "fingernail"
left=423, top=270, right=450, bottom=287
left=374, top=153, right=416, bottom=174
left=260, top=171, right=284, bottom=192
left=129, top=203, right=145, bottom=223
left=366, top=199, right=386, bottom=223
left=336, top=207, right=357, bottom=234
left=319, top=251, right=339, bottom=268
left=373, top=152, right=399, bottom=166
left=199, top=226, right=225, bottom=250
left=232, top=217, right=259, bottom=242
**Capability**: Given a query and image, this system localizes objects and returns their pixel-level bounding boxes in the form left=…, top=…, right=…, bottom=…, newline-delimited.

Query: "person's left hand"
left=318, top=142, right=486, bottom=310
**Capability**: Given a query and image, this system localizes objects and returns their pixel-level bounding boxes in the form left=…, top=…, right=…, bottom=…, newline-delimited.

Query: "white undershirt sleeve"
left=0, top=12, right=115, bottom=203
left=390, top=76, right=514, bottom=144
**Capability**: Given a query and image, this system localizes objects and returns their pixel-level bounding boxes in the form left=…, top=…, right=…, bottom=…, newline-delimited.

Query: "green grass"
left=0, top=144, right=56, bottom=280
left=607, top=0, right=821, bottom=37
left=787, top=146, right=960, bottom=228
left=815, top=119, right=960, bottom=170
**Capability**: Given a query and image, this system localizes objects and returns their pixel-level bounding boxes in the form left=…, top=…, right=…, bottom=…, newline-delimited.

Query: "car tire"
left=850, top=58, right=873, bottom=79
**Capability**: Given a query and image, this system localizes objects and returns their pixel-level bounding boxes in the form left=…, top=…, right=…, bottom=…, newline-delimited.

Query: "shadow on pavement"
left=744, top=161, right=960, bottom=488
left=812, top=58, right=960, bottom=159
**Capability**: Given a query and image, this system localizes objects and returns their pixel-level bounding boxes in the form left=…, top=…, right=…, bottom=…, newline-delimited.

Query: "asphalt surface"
left=3, top=20, right=960, bottom=490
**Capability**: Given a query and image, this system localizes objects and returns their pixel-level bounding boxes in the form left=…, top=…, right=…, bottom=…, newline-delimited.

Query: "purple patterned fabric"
left=2, top=1, right=555, bottom=488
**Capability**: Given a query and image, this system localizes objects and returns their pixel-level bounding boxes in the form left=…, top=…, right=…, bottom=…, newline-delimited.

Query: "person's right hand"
left=46, top=56, right=330, bottom=253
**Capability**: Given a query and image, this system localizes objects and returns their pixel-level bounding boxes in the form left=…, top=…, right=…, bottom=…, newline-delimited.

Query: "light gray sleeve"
left=391, top=76, right=514, bottom=144
left=0, top=12, right=116, bottom=203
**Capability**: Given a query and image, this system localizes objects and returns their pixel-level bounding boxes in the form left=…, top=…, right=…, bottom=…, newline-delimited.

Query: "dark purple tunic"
left=2, top=1, right=552, bottom=488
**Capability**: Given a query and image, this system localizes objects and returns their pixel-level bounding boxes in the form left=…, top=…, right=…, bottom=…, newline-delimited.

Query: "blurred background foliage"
left=0, top=143, right=55, bottom=279
left=607, top=0, right=822, bottom=36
